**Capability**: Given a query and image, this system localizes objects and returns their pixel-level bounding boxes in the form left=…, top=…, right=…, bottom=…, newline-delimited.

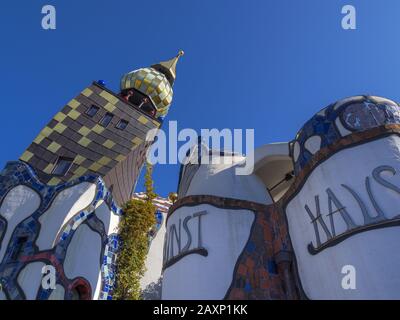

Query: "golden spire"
left=151, top=50, right=184, bottom=85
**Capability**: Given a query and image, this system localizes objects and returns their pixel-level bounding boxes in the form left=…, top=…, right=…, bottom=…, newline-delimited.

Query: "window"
left=52, top=157, right=73, bottom=176
left=116, top=119, right=128, bottom=130
left=126, top=90, right=144, bottom=106
left=141, top=102, right=156, bottom=117
left=100, top=113, right=113, bottom=127
left=71, top=283, right=90, bottom=300
left=120, top=88, right=157, bottom=117
left=11, top=236, right=28, bottom=260
left=85, top=105, right=99, bottom=117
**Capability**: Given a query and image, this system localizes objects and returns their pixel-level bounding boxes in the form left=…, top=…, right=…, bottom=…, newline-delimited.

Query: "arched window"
left=69, top=280, right=91, bottom=300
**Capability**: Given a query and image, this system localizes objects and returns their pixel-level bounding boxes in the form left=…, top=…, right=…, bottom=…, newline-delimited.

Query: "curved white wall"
left=36, top=182, right=97, bottom=251
left=286, top=135, right=400, bottom=299
left=95, top=200, right=120, bottom=235
left=141, top=219, right=166, bottom=299
left=48, top=284, right=65, bottom=300
left=0, top=175, right=118, bottom=300
left=0, top=185, right=40, bottom=263
left=162, top=149, right=282, bottom=299
left=17, top=262, right=46, bottom=300
left=64, top=224, right=102, bottom=299
left=186, top=154, right=272, bottom=205
left=162, top=204, right=254, bottom=300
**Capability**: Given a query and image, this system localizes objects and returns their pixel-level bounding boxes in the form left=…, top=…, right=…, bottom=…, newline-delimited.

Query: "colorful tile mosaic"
left=121, top=67, right=173, bottom=117
left=99, top=233, right=119, bottom=300
left=0, top=161, right=122, bottom=300
left=292, top=95, right=400, bottom=175
left=168, top=195, right=301, bottom=300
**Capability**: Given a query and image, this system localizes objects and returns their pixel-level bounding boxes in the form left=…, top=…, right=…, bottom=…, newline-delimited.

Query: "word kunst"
left=163, top=211, right=208, bottom=269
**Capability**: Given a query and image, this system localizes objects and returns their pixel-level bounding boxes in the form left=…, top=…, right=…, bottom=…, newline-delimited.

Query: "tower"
left=20, top=51, right=184, bottom=206
left=0, top=52, right=183, bottom=300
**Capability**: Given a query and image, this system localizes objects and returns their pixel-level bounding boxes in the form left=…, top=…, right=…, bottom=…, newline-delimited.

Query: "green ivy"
left=113, top=162, right=157, bottom=300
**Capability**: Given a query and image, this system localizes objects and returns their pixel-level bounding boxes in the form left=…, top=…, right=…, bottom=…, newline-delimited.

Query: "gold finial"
left=151, top=50, right=184, bottom=85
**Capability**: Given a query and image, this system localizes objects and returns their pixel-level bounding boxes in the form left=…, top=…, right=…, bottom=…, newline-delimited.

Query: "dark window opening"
left=85, top=105, right=99, bottom=117
left=128, top=92, right=143, bottom=106
left=116, top=119, right=128, bottom=130
left=140, top=101, right=157, bottom=117
left=100, top=113, right=113, bottom=127
left=52, top=157, right=73, bottom=176
left=11, top=236, right=28, bottom=260
left=120, top=89, right=157, bottom=117
left=121, top=89, right=143, bottom=106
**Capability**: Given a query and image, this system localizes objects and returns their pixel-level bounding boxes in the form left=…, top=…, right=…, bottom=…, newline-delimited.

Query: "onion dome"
left=120, top=51, right=184, bottom=117
left=291, top=95, right=400, bottom=175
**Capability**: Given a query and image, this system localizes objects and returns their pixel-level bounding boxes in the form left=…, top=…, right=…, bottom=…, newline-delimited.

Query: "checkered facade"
left=20, top=82, right=160, bottom=205
left=121, top=67, right=173, bottom=117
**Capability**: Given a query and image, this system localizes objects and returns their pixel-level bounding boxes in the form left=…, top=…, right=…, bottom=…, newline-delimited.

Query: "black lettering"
left=181, top=215, right=192, bottom=252
left=305, top=195, right=332, bottom=247
left=193, top=211, right=207, bottom=248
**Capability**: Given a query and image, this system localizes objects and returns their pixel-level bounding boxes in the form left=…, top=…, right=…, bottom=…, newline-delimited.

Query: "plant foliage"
left=113, top=162, right=157, bottom=300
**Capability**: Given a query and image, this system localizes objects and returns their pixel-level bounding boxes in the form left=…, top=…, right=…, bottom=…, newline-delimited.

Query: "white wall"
left=17, top=262, right=46, bottom=300
left=286, top=135, right=400, bottom=299
left=64, top=224, right=102, bottom=299
left=140, top=220, right=166, bottom=299
left=162, top=204, right=254, bottom=300
left=48, top=284, right=65, bottom=300
left=162, top=150, right=277, bottom=299
left=36, top=182, right=96, bottom=251
left=94, top=200, right=120, bottom=235
left=0, top=179, right=117, bottom=300
left=0, top=185, right=40, bottom=263
left=186, top=154, right=272, bottom=205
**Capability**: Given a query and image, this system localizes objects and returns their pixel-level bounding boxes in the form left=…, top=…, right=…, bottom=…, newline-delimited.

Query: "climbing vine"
left=113, top=162, right=157, bottom=300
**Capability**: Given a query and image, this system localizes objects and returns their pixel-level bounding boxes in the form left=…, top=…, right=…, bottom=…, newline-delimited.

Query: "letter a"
left=42, top=5, right=56, bottom=30
left=341, top=265, right=356, bottom=290
left=41, top=265, right=56, bottom=290
left=341, top=5, right=356, bottom=30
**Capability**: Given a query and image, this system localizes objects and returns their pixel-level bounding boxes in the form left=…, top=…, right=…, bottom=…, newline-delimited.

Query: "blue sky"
left=1, top=0, right=400, bottom=197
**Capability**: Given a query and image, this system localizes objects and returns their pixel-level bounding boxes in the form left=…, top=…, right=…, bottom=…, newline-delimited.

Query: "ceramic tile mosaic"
left=0, top=161, right=122, bottom=300
left=291, top=96, right=400, bottom=175
left=167, top=195, right=301, bottom=300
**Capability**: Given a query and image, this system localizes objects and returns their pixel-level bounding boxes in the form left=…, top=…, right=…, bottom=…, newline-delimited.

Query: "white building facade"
left=0, top=161, right=120, bottom=300
left=162, top=95, right=400, bottom=300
